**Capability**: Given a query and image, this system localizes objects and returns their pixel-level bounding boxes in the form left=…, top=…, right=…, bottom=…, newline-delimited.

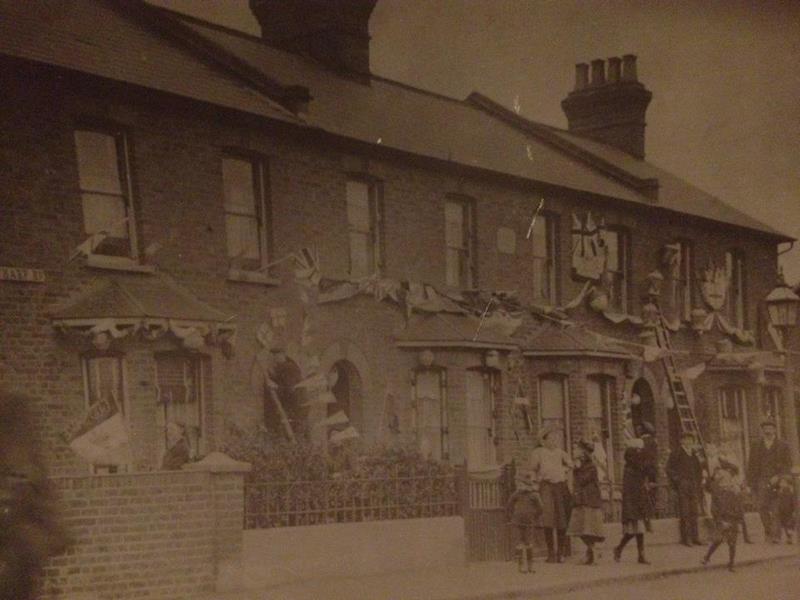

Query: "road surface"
left=542, top=556, right=800, bottom=600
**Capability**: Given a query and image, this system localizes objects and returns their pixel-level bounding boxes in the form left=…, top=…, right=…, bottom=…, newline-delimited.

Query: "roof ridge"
left=110, top=0, right=308, bottom=116
left=467, top=91, right=661, bottom=202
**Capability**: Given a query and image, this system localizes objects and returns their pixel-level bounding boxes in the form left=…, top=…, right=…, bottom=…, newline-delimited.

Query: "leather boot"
left=525, top=545, right=535, bottom=573
left=516, top=544, right=526, bottom=573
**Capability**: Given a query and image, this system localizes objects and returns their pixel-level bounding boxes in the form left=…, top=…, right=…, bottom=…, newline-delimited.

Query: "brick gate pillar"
left=185, top=452, right=251, bottom=592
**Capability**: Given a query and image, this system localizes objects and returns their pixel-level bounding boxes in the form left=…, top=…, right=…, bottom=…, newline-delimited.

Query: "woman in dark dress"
left=613, top=439, right=652, bottom=565
left=566, top=439, right=606, bottom=565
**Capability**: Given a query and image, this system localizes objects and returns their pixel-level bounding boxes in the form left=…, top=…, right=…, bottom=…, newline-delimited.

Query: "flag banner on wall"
left=68, top=399, right=131, bottom=466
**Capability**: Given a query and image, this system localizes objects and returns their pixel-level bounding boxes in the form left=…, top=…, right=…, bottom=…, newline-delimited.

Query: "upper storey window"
left=725, top=250, right=746, bottom=328
left=222, top=154, right=270, bottom=269
left=445, top=197, right=476, bottom=289
left=531, top=213, right=558, bottom=305
left=601, top=227, right=629, bottom=313
left=346, top=179, right=383, bottom=279
left=74, top=128, right=137, bottom=258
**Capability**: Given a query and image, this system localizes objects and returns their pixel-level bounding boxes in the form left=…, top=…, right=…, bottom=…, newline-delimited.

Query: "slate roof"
left=0, top=0, right=790, bottom=241
left=516, top=320, right=635, bottom=357
left=395, top=313, right=518, bottom=350
left=51, top=274, right=234, bottom=323
left=0, top=0, right=296, bottom=123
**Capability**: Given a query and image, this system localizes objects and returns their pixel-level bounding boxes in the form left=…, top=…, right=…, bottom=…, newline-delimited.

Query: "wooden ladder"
left=653, top=312, right=706, bottom=465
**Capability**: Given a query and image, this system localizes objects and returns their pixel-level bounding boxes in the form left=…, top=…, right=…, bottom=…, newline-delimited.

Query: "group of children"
left=506, top=430, right=797, bottom=574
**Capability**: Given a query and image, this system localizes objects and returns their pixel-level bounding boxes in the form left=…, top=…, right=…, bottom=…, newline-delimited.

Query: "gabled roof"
left=0, top=0, right=790, bottom=241
left=51, top=273, right=234, bottom=323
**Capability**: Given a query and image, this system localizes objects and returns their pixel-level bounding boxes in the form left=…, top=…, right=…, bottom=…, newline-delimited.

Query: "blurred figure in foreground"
left=0, top=390, right=70, bottom=599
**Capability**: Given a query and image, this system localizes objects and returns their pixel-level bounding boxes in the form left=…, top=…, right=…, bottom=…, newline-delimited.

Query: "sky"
left=151, top=0, right=800, bottom=285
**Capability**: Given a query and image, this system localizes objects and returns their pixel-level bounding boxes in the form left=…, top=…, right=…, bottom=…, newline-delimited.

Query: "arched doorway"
left=264, top=357, right=305, bottom=441
left=631, top=378, right=656, bottom=435
left=329, top=359, right=363, bottom=431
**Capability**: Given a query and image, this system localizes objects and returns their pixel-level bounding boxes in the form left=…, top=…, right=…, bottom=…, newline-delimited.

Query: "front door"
left=466, top=370, right=496, bottom=470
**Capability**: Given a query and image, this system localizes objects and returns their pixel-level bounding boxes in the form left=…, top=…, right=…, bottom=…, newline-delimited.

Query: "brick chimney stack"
left=561, top=55, right=653, bottom=159
left=249, top=0, right=377, bottom=75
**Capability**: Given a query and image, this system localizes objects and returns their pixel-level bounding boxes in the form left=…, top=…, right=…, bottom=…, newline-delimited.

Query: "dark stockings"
left=615, top=533, right=648, bottom=563
left=705, top=541, right=736, bottom=568
left=543, top=528, right=556, bottom=562
left=580, top=536, right=595, bottom=565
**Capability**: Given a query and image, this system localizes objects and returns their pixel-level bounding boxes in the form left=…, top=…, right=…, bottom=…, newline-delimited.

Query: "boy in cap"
left=506, top=471, right=543, bottom=573
left=666, top=431, right=704, bottom=546
left=702, top=463, right=744, bottom=572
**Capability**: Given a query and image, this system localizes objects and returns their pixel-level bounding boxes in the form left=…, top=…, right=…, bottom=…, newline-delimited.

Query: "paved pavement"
left=207, top=541, right=798, bottom=600
left=544, top=555, right=800, bottom=600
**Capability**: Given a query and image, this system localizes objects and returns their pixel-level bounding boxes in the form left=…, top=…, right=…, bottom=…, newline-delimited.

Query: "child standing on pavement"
left=775, top=475, right=796, bottom=544
left=506, top=471, right=543, bottom=573
left=702, top=465, right=744, bottom=572
left=566, top=439, right=606, bottom=565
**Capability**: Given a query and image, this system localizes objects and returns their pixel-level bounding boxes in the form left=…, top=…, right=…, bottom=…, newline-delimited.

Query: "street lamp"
left=765, top=274, right=800, bottom=464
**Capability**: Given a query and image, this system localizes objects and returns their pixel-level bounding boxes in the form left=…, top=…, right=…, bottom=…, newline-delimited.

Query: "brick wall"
left=0, top=57, right=787, bottom=479
left=41, top=463, right=247, bottom=600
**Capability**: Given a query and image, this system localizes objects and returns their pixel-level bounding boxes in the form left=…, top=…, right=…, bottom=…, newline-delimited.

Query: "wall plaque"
left=0, top=266, right=45, bottom=283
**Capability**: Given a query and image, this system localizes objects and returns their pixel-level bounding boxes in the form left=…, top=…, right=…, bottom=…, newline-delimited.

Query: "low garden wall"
left=40, top=453, right=249, bottom=600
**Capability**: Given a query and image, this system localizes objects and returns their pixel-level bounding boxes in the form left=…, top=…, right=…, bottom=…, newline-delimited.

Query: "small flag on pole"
left=294, top=247, right=321, bottom=286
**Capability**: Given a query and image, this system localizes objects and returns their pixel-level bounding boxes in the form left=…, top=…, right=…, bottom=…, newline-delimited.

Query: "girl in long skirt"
left=567, top=439, right=606, bottom=565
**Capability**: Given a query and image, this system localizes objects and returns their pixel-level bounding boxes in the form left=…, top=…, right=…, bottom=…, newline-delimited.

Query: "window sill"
left=86, top=254, right=156, bottom=274
left=227, top=268, right=279, bottom=286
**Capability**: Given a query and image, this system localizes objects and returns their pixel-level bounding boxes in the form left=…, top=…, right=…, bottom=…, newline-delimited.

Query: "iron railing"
left=244, top=468, right=460, bottom=529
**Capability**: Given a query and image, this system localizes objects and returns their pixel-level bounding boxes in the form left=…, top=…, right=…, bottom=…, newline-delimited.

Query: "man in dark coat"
left=638, top=422, right=658, bottom=532
left=746, top=419, right=791, bottom=543
left=667, top=431, right=704, bottom=546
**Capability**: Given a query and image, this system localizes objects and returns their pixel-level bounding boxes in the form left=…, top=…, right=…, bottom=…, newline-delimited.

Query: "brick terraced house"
left=1, top=4, right=799, bottom=589
left=2, top=0, right=797, bottom=481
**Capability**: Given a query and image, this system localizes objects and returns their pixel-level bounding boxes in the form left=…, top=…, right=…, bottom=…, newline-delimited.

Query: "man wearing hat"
left=746, top=418, right=791, bottom=543
left=666, top=431, right=704, bottom=546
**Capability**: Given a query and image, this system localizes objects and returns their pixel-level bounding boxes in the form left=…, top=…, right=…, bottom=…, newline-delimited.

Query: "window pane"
left=531, top=216, right=547, bottom=257
left=222, top=158, right=257, bottom=214
left=349, top=231, right=370, bottom=278
left=603, top=230, right=619, bottom=272
left=225, top=214, right=260, bottom=259
left=586, top=379, right=602, bottom=419
left=74, top=130, right=122, bottom=194
left=446, top=248, right=461, bottom=287
left=86, top=357, right=122, bottom=410
left=540, top=378, right=564, bottom=419
left=445, top=202, right=464, bottom=247
left=81, top=193, right=128, bottom=237
left=346, top=181, right=371, bottom=231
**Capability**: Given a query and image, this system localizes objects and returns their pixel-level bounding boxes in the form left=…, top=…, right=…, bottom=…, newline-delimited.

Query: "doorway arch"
left=329, top=359, right=363, bottom=431
left=631, top=378, right=656, bottom=435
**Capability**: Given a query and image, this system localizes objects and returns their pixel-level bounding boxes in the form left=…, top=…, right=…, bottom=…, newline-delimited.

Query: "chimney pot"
left=590, top=59, right=606, bottom=86
left=607, top=57, right=621, bottom=83
left=622, top=54, right=638, bottom=81
left=574, top=63, right=589, bottom=90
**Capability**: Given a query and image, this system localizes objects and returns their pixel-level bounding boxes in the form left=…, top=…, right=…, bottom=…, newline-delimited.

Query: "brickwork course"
left=0, top=1, right=797, bottom=598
